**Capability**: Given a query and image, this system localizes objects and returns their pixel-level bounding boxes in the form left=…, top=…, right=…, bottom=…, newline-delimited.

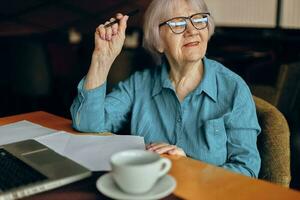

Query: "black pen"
left=104, top=9, right=139, bottom=28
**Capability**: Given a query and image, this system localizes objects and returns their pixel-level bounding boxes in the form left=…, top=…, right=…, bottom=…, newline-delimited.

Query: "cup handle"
left=157, top=158, right=172, bottom=178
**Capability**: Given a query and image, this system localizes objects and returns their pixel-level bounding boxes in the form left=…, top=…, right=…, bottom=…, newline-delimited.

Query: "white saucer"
left=96, top=173, right=176, bottom=200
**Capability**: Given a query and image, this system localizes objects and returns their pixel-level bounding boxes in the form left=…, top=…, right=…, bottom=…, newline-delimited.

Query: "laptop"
left=0, top=139, right=91, bottom=200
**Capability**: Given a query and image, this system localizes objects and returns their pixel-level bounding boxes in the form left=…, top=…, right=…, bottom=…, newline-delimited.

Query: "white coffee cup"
left=110, top=149, right=172, bottom=194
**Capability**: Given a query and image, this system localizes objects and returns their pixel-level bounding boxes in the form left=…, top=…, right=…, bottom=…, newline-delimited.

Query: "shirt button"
left=177, top=118, right=181, bottom=123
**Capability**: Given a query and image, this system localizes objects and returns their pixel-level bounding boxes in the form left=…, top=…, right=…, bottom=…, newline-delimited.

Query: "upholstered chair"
left=253, top=96, right=291, bottom=187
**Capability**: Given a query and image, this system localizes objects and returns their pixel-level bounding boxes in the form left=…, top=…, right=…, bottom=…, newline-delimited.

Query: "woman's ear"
left=157, top=47, right=164, bottom=53
left=156, top=43, right=164, bottom=53
left=155, top=35, right=164, bottom=53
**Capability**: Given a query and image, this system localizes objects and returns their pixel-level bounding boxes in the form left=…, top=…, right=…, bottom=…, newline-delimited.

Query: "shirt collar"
left=152, top=57, right=218, bottom=102
left=152, top=58, right=173, bottom=97
left=195, top=57, right=217, bottom=102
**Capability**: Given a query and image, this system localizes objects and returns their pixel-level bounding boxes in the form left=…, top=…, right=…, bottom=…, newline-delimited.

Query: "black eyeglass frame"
left=159, top=12, right=210, bottom=34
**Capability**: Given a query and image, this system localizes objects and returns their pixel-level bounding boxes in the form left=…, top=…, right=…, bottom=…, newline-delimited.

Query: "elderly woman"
left=71, top=0, right=261, bottom=178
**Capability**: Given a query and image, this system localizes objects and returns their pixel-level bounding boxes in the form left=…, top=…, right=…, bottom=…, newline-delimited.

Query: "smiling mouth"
left=183, top=41, right=200, bottom=47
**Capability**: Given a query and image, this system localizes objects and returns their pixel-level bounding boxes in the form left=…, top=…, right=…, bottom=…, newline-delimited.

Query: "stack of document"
left=0, top=121, right=145, bottom=171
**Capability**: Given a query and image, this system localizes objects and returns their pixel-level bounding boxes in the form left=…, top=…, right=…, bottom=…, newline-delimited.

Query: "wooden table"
left=1, top=111, right=300, bottom=200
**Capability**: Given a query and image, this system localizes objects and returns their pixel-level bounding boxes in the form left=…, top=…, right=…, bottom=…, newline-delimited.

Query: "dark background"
left=0, top=0, right=299, bottom=190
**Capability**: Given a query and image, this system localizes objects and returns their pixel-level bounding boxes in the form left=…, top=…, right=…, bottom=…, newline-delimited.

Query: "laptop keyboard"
left=0, top=148, right=47, bottom=192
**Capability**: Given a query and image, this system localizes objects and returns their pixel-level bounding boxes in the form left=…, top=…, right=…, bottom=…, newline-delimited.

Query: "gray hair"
left=142, top=0, right=215, bottom=65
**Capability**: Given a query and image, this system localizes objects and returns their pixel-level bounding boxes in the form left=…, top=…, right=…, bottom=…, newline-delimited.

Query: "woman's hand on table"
left=146, top=143, right=186, bottom=157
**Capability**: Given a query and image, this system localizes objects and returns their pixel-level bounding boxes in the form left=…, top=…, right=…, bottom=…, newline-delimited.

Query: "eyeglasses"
left=159, top=13, right=210, bottom=34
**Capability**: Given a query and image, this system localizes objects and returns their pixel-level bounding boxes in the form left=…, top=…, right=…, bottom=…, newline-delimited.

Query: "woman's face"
left=159, top=0, right=209, bottom=66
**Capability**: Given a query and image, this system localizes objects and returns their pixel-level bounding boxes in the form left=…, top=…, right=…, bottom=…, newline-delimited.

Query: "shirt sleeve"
left=221, top=83, right=261, bottom=178
left=70, top=77, right=133, bottom=133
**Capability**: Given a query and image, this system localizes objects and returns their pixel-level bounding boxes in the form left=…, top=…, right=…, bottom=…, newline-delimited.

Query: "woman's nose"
left=184, top=20, right=198, bottom=35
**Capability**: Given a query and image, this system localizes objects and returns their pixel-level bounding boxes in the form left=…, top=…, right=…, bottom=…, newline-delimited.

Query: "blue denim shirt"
left=71, top=57, right=261, bottom=177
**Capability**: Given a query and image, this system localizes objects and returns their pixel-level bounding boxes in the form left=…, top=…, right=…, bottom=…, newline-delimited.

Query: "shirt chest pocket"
left=202, top=117, right=227, bottom=158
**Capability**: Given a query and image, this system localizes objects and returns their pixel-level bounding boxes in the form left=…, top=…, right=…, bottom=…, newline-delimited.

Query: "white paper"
left=35, top=131, right=145, bottom=171
left=0, top=120, right=56, bottom=146
left=0, top=120, right=145, bottom=171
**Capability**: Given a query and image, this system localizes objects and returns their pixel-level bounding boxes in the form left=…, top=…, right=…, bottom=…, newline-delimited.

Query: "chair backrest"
left=253, top=96, right=291, bottom=187
left=275, top=62, right=300, bottom=117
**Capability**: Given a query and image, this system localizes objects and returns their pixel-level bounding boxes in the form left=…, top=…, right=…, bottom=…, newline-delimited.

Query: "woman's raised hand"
left=85, top=13, right=129, bottom=90
left=93, top=13, right=128, bottom=63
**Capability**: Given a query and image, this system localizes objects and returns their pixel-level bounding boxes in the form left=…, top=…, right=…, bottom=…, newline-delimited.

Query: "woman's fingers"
left=95, top=13, right=128, bottom=41
left=168, top=148, right=186, bottom=156
left=112, top=14, right=121, bottom=35
left=146, top=143, right=186, bottom=157
left=155, top=145, right=177, bottom=154
left=107, top=17, right=118, bottom=36
left=97, top=24, right=105, bottom=40
left=112, top=22, right=118, bottom=36
left=146, top=143, right=176, bottom=153
left=147, top=143, right=169, bottom=151
left=118, top=14, right=128, bottom=33
left=104, top=21, right=112, bottom=40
